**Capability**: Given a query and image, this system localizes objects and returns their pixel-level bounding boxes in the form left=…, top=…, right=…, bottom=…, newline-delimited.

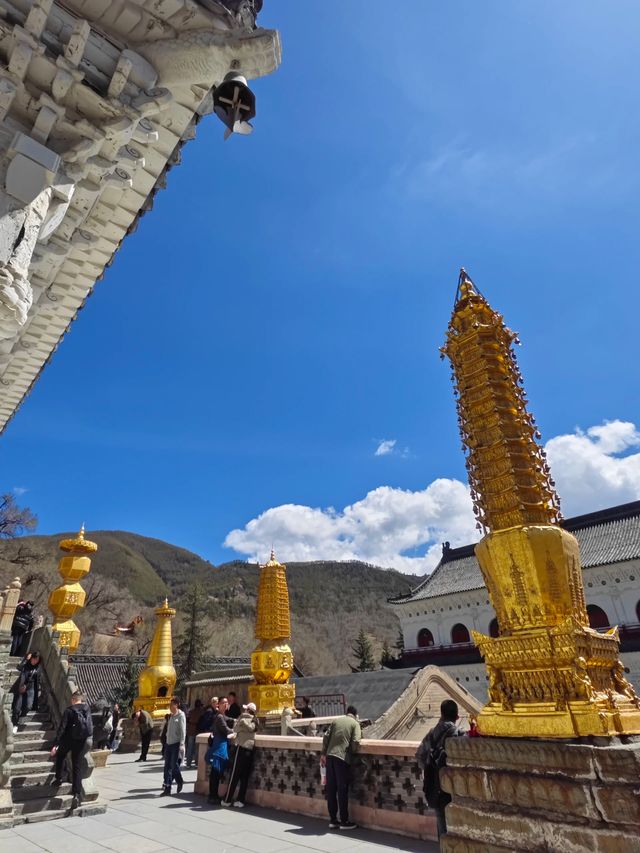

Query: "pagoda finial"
left=79, top=523, right=85, bottom=539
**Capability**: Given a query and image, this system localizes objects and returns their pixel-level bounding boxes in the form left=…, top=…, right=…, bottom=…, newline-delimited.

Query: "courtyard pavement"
left=2, top=752, right=440, bottom=853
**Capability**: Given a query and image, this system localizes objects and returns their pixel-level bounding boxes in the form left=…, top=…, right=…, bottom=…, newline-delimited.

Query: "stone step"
left=16, top=720, right=52, bottom=731
left=13, top=793, right=73, bottom=816
left=14, top=808, right=71, bottom=825
left=10, top=769, right=57, bottom=788
left=10, top=750, right=54, bottom=764
left=12, top=782, right=72, bottom=801
left=12, top=736, right=55, bottom=752
left=10, top=760, right=55, bottom=776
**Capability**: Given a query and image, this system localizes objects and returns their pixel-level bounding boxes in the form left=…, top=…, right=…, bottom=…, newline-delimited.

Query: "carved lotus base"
left=474, top=621, right=640, bottom=737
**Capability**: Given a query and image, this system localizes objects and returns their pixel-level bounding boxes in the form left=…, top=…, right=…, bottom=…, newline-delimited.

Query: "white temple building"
left=389, top=501, right=640, bottom=702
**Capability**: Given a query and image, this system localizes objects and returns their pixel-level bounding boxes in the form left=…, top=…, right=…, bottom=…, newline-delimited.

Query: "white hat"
left=243, top=702, right=257, bottom=712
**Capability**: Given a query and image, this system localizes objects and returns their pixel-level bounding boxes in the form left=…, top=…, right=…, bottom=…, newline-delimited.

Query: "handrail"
left=31, top=625, right=99, bottom=804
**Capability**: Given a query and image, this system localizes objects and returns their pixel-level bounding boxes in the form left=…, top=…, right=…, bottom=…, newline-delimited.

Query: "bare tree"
left=0, top=494, right=37, bottom=539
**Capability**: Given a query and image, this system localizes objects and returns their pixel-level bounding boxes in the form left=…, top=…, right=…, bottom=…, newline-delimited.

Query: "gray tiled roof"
left=292, top=668, right=419, bottom=722
left=390, top=501, right=640, bottom=605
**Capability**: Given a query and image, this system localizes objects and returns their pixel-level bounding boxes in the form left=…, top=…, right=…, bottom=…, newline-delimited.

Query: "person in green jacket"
left=134, top=708, right=154, bottom=762
left=321, top=705, right=361, bottom=830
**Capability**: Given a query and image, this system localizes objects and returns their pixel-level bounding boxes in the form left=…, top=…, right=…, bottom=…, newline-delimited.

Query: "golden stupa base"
left=133, top=697, right=172, bottom=720
left=51, top=619, right=80, bottom=653
left=476, top=698, right=640, bottom=739
left=474, top=619, right=640, bottom=738
left=248, top=682, right=295, bottom=718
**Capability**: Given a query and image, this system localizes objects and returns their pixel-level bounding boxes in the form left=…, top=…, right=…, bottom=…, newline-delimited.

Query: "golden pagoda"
left=441, top=269, right=640, bottom=737
left=48, top=525, right=97, bottom=653
left=249, top=550, right=295, bottom=717
left=134, top=599, right=177, bottom=719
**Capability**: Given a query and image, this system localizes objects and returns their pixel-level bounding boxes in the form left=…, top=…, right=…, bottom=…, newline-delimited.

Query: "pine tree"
left=394, top=629, right=405, bottom=654
left=112, top=653, right=139, bottom=715
left=380, top=639, right=394, bottom=667
left=175, top=582, right=210, bottom=689
left=352, top=629, right=376, bottom=672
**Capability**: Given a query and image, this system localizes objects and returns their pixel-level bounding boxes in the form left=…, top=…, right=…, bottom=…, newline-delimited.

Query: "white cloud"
left=12, top=486, right=28, bottom=496
left=374, top=439, right=397, bottom=457
left=546, top=420, right=640, bottom=517
left=224, top=420, right=640, bottom=575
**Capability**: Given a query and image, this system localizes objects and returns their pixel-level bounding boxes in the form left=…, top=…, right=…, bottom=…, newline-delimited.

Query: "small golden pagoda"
left=48, top=525, right=97, bottom=653
left=134, top=599, right=177, bottom=719
left=249, top=550, right=295, bottom=717
left=442, top=269, right=640, bottom=738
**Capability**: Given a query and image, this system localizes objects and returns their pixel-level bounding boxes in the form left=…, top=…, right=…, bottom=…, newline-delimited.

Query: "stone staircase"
left=2, top=655, right=103, bottom=826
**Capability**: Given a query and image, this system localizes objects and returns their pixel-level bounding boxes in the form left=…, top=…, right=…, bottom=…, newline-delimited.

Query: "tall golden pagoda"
left=48, top=525, right=97, bottom=653
left=442, top=269, right=640, bottom=737
left=249, top=550, right=295, bottom=717
left=134, top=599, right=177, bottom=719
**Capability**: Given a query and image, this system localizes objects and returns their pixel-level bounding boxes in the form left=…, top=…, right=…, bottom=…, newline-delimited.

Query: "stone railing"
left=195, top=733, right=437, bottom=841
left=31, top=625, right=99, bottom=804
left=0, top=577, right=21, bottom=636
left=0, top=658, right=14, bottom=822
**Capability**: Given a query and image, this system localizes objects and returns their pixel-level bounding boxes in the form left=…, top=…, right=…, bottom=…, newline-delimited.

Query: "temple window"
left=417, top=628, right=434, bottom=647
left=158, top=686, right=168, bottom=697
left=636, top=599, right=640, bottom=622
left=489, top=617, right=499, bottom=638
left=587, top=604, right=610, bottom=630
left=451, top=623, right=471, bottom=644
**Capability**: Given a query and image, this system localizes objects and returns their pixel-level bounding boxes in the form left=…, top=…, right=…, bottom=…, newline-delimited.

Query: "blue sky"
left=3, top=1, right=640, bottom=573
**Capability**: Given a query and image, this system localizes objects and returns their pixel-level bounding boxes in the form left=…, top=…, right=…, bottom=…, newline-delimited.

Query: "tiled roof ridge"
left=388, top=499, right=640, bottom=605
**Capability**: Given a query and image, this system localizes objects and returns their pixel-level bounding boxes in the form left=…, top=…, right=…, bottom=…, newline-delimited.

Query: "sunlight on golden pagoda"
left=134, top=598, right=177, bottom=719
left=48, top=524, right=97, bottom=653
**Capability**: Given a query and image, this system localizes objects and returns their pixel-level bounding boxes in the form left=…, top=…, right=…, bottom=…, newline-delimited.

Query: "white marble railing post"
left=0, top=577, right=21, bottom=634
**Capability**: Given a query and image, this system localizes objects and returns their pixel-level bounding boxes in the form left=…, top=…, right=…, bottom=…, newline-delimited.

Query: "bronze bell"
left=213, top=71, right=257, bottom=140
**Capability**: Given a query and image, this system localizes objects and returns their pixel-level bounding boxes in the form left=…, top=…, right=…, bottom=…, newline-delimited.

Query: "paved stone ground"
left=2, top=752, right=440, bottom=852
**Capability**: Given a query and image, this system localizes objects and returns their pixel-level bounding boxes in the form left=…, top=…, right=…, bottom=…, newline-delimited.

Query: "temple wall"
left=195, top=733, right=437, bottom=841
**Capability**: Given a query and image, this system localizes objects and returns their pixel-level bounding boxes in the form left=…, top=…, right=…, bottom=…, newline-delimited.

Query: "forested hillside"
left=0, top=531, right=421, bottom=675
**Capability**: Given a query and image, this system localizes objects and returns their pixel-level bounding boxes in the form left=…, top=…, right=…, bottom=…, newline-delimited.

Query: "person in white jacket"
left=161, top=697, right=186, bottom=796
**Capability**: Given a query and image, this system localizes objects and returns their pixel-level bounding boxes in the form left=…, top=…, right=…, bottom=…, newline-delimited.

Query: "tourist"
left=161, top=697, right=186, bottom=796
left=300, top=696, right=315, bottom=718
left=134, top=708, right=154, bottom=761
left=97, top=705, right=114, bottom=749
left=10, top=600, right=34, bottom=657
left=227, top=691, right=242, bottom=720
left=321, top=704, right=361, bottom=831
left=198, top=696, right=218, bottom=734
left=50, top=689, right=93, bottom=808
left=108, top=702, right=121, bottom=749
left=160, top=713, right=170, bottom=758
left=221, top=702, right=259, bottom=808
left=186, top=698, right=204, bottom=767
left=205, top=697, right=234, bottom=804
left=10, top=650, right=41, bottom=732
left=417, top=699, right=464, bottom=838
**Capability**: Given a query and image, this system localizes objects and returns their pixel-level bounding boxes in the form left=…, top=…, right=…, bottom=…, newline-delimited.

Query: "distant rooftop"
left=390, top=501, right=640, bottom=605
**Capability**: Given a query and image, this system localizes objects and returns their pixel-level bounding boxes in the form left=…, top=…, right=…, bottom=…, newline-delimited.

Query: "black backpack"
left=419, top=727, right=451, bottom=808
left=70, top=705, right=92, bottom=741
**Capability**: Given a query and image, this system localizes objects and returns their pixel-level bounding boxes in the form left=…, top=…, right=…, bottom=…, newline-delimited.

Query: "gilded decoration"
left=134, top=598, right=177, bottom=719
left=249, top=550, right=295, bottom=716
left=48, top=525, right=96, bottom=652
left=442, top=270, right=640, bottom=737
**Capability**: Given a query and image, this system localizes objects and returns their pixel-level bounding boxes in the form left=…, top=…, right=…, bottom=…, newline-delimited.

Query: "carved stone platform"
left=440, top=735, right=640, bottom=852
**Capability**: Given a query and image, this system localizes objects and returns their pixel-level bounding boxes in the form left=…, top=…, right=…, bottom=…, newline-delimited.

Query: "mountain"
left=0, top=531, right=421, bottom=675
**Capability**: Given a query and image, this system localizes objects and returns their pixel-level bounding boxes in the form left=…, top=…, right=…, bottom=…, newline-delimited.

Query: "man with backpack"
left=50, top=690, right=93, bottom=808
left=417, top=699, right=464, bottom=838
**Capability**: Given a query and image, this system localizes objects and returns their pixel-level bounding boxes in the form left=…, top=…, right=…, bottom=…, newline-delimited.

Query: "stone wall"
left=195, top=734, right=437, bottom=841
left=440, top=734, right=640, bottom=852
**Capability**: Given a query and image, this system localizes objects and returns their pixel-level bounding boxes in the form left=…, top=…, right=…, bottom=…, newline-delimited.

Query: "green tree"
left=394, top=629, right=405, bottom=654
left=112, top=653, right=139, bottom=715
left=175, top=582, right=210, bottom=689
left=352, top=629, right=376, bottom=672
left=380, top=639, right=394, bottom=667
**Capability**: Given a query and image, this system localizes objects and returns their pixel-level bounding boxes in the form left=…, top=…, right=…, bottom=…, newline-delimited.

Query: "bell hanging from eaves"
left=213, top=71, right=257, bottom=140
